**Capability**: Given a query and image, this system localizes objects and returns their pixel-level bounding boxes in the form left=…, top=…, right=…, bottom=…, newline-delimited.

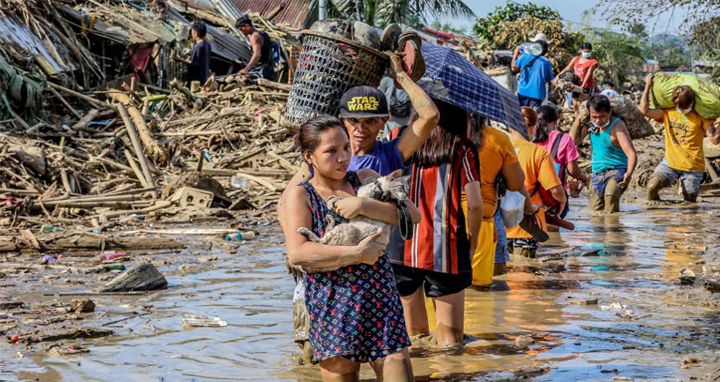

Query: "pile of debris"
left=475, top=14, right=580, bottom=71
left=1, top=75, right=297, bottom=253
left=0, top=0, right=299, bottom=129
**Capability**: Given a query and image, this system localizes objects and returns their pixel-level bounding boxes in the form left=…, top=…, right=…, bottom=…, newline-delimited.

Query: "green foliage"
left=472, top=2, right=581, bottom=70
left=329, top=0, right=474, bottom=27
left=430, top=21, right=467, bottom=35
left=649, top=34, right=692, bottom=69
left=598, top=0, right=720, bottom=83
left=473, top=1, right=561, bottom=43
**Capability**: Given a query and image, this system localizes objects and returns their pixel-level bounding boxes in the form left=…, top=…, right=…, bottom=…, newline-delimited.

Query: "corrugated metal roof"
left=229, top=0, right=312, bottom=28
left=57, top=5, right=180, bottom=45
left=0, top=16, right=74, bottom=73
left=167, top=7, right=252, bottom=62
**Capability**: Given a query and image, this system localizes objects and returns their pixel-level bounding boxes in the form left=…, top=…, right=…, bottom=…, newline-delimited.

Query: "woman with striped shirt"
left=388, top=99, right=483, bottom=347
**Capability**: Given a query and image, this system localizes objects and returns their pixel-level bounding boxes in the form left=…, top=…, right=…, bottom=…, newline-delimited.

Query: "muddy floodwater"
left=3, top=195, right=720, bottom=382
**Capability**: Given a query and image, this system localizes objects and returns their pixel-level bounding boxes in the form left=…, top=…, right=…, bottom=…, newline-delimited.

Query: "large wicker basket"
left=284, top=30, right=388, bottom=128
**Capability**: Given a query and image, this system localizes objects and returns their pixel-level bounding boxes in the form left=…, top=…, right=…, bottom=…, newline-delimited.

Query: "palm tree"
left=328, top=0, right=474, bottom=27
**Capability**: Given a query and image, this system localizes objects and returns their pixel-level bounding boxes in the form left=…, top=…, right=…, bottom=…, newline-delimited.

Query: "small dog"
left=297, top=171, right=408, bottom=247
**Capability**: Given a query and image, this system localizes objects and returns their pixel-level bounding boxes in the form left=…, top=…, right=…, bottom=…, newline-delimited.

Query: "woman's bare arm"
left=284, top=186, right=383, bottom=271
left=464, top=181, right=483, bottom=254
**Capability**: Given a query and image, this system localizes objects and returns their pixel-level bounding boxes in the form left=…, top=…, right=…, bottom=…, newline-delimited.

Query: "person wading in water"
left=283, top=115, right=419, bottom=381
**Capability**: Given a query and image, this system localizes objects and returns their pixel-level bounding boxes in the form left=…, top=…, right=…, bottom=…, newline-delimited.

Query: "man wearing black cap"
left=339, top=54, right=438, bottom=175
left=236, top=16, right=275, bottom=81
left=278, top=53, right=438, bottom=363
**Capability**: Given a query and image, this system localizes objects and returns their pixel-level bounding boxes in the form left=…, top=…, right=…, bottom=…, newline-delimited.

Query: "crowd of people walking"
left=276, top=32, right=720, bottom=381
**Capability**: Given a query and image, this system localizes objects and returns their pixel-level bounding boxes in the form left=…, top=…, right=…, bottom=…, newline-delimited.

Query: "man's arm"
left=240, top=34, right=263, bottom=74
left=175, top=55, right=192, bottom=65
left=511, top=47, right=521, bottom=73
left=572, top=118, right=589, bottom=147
left=390, top=52, right=440, bottom=162
left=639, top=73, right=664, bottom=121
left=707, top=120, right=720, bottom=145
left=614, top=122, right=638, bottom=187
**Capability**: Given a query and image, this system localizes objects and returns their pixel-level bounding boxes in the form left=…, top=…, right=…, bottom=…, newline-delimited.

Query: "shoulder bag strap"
left=521, top=55, right=542, bottom=73
left=550, top=132, right=565, bottom=159
left=396, top=199, right=414, bottom=240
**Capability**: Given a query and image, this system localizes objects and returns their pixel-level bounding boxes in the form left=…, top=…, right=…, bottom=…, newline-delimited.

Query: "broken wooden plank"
left=117, top=103, right=157, bottom=199
left=99, top=263, right=167, bottom=292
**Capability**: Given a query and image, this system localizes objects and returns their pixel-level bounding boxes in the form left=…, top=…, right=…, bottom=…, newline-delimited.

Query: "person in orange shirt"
left=557, top=42, right=599, bottom=109
left=640, top=74, right=720, bottom=202
left=506, top=107, right=566, bottom=258
left=466, top=116, right=536, bottom=285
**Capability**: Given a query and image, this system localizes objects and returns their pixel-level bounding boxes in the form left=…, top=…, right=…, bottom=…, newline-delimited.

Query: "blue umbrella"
left=418, top=43, right=528, bottom=138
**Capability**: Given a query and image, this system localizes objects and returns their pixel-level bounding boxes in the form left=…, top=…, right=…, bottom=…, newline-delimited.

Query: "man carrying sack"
left=640, top=73, right=720, bottom=202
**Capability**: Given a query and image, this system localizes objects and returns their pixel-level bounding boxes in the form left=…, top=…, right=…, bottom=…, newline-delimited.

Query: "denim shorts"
left=591, top=168, right=626, bottom=196
left=653, top=159, right=704, bottom=198
left=494, top=210, right=509, bottom=263
left=517, top=94, right=543, bottom=108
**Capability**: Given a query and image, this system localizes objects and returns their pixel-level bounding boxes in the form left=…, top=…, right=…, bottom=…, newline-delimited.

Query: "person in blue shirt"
left=511, top=33, right=555, bottom=108
left=278, top=52, right=439, bottom=363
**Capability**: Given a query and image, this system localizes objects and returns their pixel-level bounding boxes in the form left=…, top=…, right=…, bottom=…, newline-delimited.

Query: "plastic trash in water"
left=600, top=302, right=626, bottom=311
left=230, top=175, right=251, bottom=190
left=100, top=252, right=127, bottom=261
left=40, top=255, right=56, bottom=265
left=225, top=231, right=256, bottom=241
left=520, top=42, right=543, bottom=56
left=40, top=225, right=62, bottom=233
left=181, top=314, right=227, bottom=327
left=202, top=150, right=213, bottom=164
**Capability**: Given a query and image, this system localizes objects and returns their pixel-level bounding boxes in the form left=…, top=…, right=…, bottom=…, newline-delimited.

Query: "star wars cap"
left=338, top=86, right=389, bottom=119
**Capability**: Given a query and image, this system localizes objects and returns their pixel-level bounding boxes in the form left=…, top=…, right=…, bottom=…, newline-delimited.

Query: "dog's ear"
left=388, top=169, right=402, bottom=178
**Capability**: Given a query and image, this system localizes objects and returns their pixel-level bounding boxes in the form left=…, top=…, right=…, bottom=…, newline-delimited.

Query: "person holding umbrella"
left=388, top=43, right=530, bottom=345
left=388, top=99, right=483, bottom=348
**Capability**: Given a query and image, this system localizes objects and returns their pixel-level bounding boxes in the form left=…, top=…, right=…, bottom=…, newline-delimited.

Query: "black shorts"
left=392, top=264, right=472, bottom=298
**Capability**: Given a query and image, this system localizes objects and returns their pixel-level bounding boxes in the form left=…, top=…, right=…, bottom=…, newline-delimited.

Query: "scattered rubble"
left=70, top=298, right=96, bottom=313
left=99, top=263, right=167, bottom=292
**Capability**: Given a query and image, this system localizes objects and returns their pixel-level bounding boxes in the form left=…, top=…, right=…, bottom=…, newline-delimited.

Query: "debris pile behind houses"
left=0, top=0, right=307, bottom=252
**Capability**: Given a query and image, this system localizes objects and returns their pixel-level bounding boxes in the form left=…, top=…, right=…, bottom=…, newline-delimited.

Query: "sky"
left=433, top=0, right=687, bottom=36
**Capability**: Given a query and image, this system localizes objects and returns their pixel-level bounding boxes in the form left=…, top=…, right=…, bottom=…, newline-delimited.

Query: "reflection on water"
left=4, top=196, right=720, bottom=381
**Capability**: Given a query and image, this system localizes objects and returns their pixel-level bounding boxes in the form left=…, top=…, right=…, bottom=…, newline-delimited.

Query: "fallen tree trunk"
left=127, top=105, right=168, bottom=165
left=0, top=232, right=184, bottom=253
left=117, top=103, right=157, bottom=198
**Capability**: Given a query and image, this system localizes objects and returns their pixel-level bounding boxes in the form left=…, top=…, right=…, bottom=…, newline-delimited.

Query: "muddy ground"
left=1, top=168, right=720, bottom=382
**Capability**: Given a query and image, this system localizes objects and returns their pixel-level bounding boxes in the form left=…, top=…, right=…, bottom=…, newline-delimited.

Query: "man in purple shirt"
left=280, top=53, right=438, bottom=206
left=278, top=53, right=439, bottom=362
left=340, top=85, right=407, bottom=174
